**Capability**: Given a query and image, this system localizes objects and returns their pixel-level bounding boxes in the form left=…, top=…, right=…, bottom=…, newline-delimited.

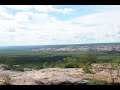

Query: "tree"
left=77, top=54, right=97, bottom=65
left=108, top=63, right=119, bottom=85
left=3, top=57, right=15, bottom=70
left=54, top=60, right=61, bottom=68
left=111, top=57, right=120, bottom=75
left=43, top=62, right=49, bottom=68
left=82, top=65, right=92, bottom=74
left=63, top=57, right=79, bottom=68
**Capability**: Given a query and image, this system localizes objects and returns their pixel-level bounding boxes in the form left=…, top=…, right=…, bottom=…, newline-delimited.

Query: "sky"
left=0, top=5, right=120, bottom=46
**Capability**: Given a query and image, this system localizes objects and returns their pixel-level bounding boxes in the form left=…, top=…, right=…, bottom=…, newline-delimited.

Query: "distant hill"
left=1, top=43, right=120, bottom=52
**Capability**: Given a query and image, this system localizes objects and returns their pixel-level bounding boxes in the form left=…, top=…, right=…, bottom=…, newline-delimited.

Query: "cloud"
left=34, top=5, right=74, bottom=14
left=0, top=6, right=6, bottom=13
left=94, top=5, right=120, bottom=12
left=5, top=5, right=74, bottom=14
left=5, top=5, right=33, bottom=10
left=0, top=5, right=120, bottom=46
left=69, top=11, right=120, bottom=25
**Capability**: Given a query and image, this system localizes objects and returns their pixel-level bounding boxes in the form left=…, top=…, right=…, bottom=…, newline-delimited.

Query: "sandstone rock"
left=8, top=68, right=87, bottom=85
left=35, top=75, right=88, bottom=85
left=0, top=78, right=5, bottom=85
left=0, top=64, right=8, bottom=70
left=0, top=68, right=89, bottom=85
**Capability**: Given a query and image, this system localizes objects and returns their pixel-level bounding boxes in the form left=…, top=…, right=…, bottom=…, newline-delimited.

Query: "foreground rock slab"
left=0, top=68, right=88, bottom=85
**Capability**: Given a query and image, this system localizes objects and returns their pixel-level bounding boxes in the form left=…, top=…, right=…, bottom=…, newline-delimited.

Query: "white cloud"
left=5, top=5, right=33, bottom=10
left=69, top=11, right=120, bottom=25
left=34, top=5, right=74, bottom=14
left=0, top=6, right=6, bottom=13
left=0, top=6, right=14, bottom=21
left=5, top=5, right=74, bottom=14
left=94, top=5, right=120, bottom=12
left=0, top=5, right=120, bottom=46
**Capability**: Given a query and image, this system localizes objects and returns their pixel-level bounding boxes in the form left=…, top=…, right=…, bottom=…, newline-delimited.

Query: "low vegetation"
left=82, top=65, right=92, bottom=74
left=0, top=51, right=120, bottom=72
left=0, top=49, right=120, bottom=84
left=86, top=78, right=109, bottom=85
left=3, top=75, right=11, bottom=85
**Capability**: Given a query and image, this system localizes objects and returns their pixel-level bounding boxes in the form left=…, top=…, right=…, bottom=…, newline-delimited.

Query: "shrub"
left=12, top=66, right=24, bottom=72
left=62, top=57, right=79, bottom=68
left=3, top=57, right=15, bottom=69
left=4, top=66, right=11, bottom=70
left=4, top=75, right=11, bottom=85
left=43, top=62, right=49, bottom=68
left=80, top=54, right=97, bottom=64
left=82, top=65, right=92, bottom=74
left=63, top=63, right=79, bottom=68
left=86, top=78, right=108, bottom=85
left=32, top=65, right=43, bottom=70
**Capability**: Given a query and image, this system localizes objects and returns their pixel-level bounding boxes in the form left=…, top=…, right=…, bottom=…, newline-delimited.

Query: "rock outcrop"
left=0, top=68, right=88, bottom=85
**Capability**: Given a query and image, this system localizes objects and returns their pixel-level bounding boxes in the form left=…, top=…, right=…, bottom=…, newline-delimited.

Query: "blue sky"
left=0, top=5, right=120, bottom=46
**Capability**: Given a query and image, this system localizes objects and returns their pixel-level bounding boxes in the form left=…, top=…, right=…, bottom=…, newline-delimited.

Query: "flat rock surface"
left=0, top=68, right=88, bottom=85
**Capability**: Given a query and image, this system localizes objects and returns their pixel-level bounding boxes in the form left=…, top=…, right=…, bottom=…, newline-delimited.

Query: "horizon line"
left=0, top=42, right=120, bottom=47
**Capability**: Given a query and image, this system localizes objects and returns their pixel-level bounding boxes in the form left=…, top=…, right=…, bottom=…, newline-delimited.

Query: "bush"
left=82, top=65, right=92, bottom=74
left=86, top=78, right=108, bottom=85
left=4, top=75, right=11, bottom=85
left=109, top=63, right=119, bottom=70
left=4, top=66, right=11, bottom=70
left=12, top=66, right=24, bottom=72
left=80, top=54, right=97, bottom=64
left=63, top=63, right=79, bottom=68
left=43, top=62, right=49, bottom=68
left=62, top=57, right=79, bottom=68
left=32, top=65, right=43, bottom=70
left=3, top=57, right=15, bottom=68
